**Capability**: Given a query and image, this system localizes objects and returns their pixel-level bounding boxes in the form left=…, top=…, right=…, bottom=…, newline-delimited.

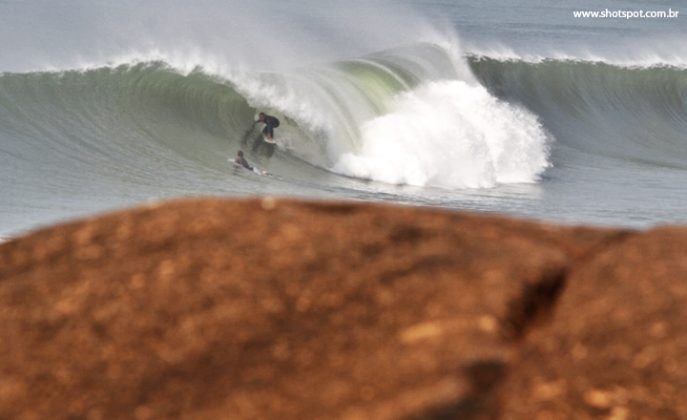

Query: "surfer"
left=256, top=112, right=280, bottom=142
left=234, top=150, right=254, bottom=171
left=234, top=150, right=270, bottom=176
left=239, top=111, right=279, bottom=156
left=251, top=112, right=280, bottom=155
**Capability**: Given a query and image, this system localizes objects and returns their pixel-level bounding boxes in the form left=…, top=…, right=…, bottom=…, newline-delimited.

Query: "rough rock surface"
left=0, top=198, right=683, bottom=419
left=501, top=228, right=687, bottom=419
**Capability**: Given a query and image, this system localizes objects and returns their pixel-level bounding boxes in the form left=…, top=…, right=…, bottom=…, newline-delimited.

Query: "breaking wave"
left=0, top=42, right=553, bottom=191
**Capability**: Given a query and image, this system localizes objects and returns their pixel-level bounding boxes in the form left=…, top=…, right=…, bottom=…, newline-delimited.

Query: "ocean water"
left=1, top=0, right=686, bottom=239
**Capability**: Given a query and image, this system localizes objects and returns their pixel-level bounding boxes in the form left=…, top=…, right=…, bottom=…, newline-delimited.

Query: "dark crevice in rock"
left=501, top=267, right=568, bottom=341
left=501, top=231, right=636, bottom=342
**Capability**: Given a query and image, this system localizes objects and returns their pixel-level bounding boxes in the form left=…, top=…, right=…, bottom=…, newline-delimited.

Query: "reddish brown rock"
left=0, top=198, right=620, bottom=419
left=0, top=200, right=668, bottom=419
left=501, top=228, right=687, bottom=419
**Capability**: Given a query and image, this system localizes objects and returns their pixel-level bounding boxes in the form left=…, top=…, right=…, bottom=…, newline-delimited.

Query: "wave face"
left=0, top=64, right=249, bottom=186
left=470, top=58, right=687, bottom=169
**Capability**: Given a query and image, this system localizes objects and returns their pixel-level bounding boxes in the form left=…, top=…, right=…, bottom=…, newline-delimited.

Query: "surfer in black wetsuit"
left=243, top=111, right=279, bottom=156
left=234, top=150, right=269, bottom=175
left=257, top=112, right=279, bottom=142
left=234, top=150, right=253, bottom=171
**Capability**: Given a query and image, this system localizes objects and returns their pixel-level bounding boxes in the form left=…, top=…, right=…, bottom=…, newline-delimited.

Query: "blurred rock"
left=4, top=198, right=677, bottom=419
left=501, top=228, right=687, bottom=419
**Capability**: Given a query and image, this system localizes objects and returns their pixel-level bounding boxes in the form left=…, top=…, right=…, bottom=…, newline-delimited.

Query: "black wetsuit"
left=235, top=155, right=253, bottom=171
left=261, top=115, right=280, bottom=138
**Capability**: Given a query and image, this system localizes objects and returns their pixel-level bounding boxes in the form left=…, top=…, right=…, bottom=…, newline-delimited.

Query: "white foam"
left=334, top=80, right=551, bottom=189
left=465, top=43, right=687, bottom=69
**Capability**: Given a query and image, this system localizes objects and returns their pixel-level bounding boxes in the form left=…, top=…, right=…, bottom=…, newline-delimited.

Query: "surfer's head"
left=258, top=112, right=265, bottom=122
left=237, top=150, right=244, bottom=157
